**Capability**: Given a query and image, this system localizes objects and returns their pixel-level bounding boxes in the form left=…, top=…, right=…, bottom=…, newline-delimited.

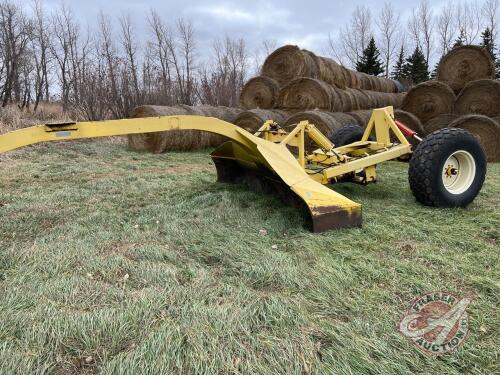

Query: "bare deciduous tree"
left=482, top=0, right=499, bottom=40
left=333, top=5, right=372, bottom=67
left=199, top=36, right=247, bottom=107
left=377, top=2, right=399, bottom=78
left=0, top=1, right=32, bottom=107
left=437, top=3, right=456, bottom=56
left=457, top=1, right=482, bottom=44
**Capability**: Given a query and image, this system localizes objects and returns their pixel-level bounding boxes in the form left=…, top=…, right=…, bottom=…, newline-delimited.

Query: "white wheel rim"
left=442, top=150, right=476, bottom=195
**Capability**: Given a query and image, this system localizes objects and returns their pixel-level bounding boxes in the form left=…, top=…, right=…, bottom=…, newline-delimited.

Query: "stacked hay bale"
left=232, top=109, right=289, bottom=133
left=127, top=105, right=242, bottom=153
left=131, top=45, right=407, bottom=154
left=401, top=45, right=500, bottom=161
left=240, top=45, right=405, bottom=112
left=237, top=44, right=406, bottom=146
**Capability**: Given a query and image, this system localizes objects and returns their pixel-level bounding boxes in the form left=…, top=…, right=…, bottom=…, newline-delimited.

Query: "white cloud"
left=193, top=5, right=255, bottom=22
left=283, top=33, right=330, bottom=49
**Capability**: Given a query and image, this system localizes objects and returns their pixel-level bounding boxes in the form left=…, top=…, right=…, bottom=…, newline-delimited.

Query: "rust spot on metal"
left=311, top=206, right=362, bottom=233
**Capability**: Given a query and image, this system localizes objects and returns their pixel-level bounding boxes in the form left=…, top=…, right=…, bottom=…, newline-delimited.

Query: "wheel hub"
left=442, top=150, right=476, bottom=195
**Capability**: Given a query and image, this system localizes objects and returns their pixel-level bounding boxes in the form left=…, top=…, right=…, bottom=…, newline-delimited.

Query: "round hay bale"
left=368, top=91, right=383, bottom=108
left=128, top=105, right=190, bottom=153
left=174, top=105, right=214, bottom=149
left=394, top=110, right=425, bottom=135
left=347, top=110, right=372, bottom=128
left=370, top=75, right=381, bottom=92
left=261, top=45, right=318, bottom=86
left=322, top=57, right=347, bottom=89
left=284, top=110, right=342, bottom=137
left=336, top=89, right=355, bottom=112
left=423, top=114, right=459, bottom=135
left=437, top=45, right=495, bottom=93
left=341, top=67, right=355, bottom=88
left=402, top=81, right=456, bottom=123
left=239, top=76, right=280, bottom=110
left=328, top=112, right=358, bottom=128
left=450, top=114, right=500, bottom=162
left=350, top=89, right=370, bottom=109
left=277, top=78, right=337, bottom=111
left=194, top=105, right=242, bottom=147
left=128, top=105, right=243, bottom=152
left=196, top=105, right=241, bottom=123
left=358, top=73, right=371, bottom=90
left=233, top=109, right=288, bottom=133
left=346, top=89, right=363, bottom=111
left=455, top=79, right=500, bottom=117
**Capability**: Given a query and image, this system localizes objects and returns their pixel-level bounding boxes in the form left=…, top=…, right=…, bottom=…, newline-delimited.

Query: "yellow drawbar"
left=0, top=107, right=414, bottom=232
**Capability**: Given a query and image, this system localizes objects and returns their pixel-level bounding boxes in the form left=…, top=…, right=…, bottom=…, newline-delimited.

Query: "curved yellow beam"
left=0, top=116, right=256, bottom=154
left=0, top=115, right=362, bottom=232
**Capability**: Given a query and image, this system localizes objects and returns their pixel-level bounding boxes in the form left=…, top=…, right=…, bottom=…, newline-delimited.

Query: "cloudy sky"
left=41, top=0, right=450, bottom=59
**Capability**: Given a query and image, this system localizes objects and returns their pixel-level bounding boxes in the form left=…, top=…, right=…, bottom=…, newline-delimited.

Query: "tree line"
left=0, top=0, right=499, bottom=120
left=332, top=0, right=500, bottom=84
left=0, top=1, right=252, bottom=119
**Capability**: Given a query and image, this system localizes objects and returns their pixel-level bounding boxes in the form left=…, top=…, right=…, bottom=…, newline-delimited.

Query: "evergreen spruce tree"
left=356, top=37, right=384, bottom=76
left=480, top=27, right=496, bottom=60
left=453, top=29, right=466, bottom=48
left=430, top=62, right=439, bottom=80
left=403, top=47, right=429, bottom=84
left=391, top=46, right=405, bottom=80
left=479, top=27, right=500, bottom=78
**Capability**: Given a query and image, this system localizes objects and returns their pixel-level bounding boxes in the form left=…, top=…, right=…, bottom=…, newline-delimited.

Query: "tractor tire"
left=330, top=124, right=365, bottom=147
left=409, top=128, right=487, bottom=207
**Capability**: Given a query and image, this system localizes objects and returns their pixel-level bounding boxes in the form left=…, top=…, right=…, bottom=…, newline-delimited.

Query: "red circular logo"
left=398, top=291, right=471, bottom=355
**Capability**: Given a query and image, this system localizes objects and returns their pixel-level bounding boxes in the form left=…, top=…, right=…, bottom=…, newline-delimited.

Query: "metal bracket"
left=44, top=122, right=78, bottom=132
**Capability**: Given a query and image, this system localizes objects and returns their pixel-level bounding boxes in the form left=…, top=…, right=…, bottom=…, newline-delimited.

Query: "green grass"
left=0, top=141, right=498, bottom=374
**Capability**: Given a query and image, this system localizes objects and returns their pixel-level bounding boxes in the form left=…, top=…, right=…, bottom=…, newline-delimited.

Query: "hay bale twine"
left=128, top=105, right=191, bottom=153
left=450, top=114, right=500, bottom=162
left=437, top=45, right=495, bottom=93
left=347, top=110, right=372, bottom=128
left=261, top=45, right=318, bottom=86
left=283, top=110, right=343, bottom=137
left=239, top=76, right=279, bottom=110
left=423, top=114, right=459, bottom=135
left=233, top=109, right=288, bottom=133
left=455, top=79, right=500, bottom=117
left=402, top=81, right=456, bottom=123
left=277, top=78, right=338, bottom=112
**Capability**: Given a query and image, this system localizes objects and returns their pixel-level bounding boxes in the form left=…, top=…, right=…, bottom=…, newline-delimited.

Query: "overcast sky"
left=41, top=0, right=450, bottom=60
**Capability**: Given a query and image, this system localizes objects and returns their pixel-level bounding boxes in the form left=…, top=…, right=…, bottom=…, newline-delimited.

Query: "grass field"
left=0, top=140, right=498, bottom=374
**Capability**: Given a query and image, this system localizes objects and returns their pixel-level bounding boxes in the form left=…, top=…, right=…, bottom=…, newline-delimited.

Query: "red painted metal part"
left=395, top=120, right=417, bottom=138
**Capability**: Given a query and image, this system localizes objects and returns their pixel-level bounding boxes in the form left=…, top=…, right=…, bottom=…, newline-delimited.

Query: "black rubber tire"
left=330, top=124, right=365, bottom=146
left=409, top=128, right=487, bottom=207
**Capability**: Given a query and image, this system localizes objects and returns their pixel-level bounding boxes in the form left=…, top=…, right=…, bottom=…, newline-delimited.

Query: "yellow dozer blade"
left=0, top=115, right=362, bottom=232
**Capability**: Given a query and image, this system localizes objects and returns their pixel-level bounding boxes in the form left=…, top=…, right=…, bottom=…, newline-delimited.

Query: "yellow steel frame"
left=0, top=106, right=412, bottom=232
left=254, top=107, right=412, bottom=185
